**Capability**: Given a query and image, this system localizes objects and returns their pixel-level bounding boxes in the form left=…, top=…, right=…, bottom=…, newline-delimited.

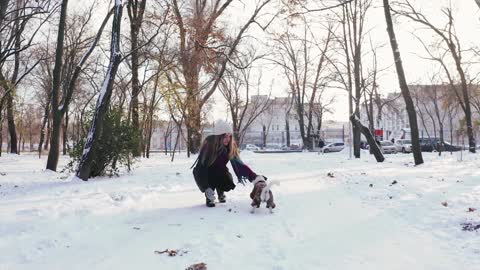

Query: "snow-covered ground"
left=0, top=150, right=479, bottom=270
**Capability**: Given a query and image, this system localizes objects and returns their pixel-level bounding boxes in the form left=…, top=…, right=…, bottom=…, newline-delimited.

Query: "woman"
left=193, top=120, right=258, bottom=207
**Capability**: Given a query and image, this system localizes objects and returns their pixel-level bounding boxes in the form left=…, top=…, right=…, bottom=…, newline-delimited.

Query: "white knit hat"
left=212, top=120, right=233, bottom=136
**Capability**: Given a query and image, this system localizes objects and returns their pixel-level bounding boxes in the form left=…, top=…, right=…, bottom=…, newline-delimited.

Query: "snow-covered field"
left=1, top=150, right=479, bottom=270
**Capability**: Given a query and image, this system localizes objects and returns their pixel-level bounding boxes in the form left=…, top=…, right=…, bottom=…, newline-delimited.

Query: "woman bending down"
left=193, top=120, right=258, bottom=207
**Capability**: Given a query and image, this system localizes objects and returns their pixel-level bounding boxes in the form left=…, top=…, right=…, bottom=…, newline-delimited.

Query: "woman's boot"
left=205, top=188, right=216, bottom=207
left=217, top=189, right=226, bottom=203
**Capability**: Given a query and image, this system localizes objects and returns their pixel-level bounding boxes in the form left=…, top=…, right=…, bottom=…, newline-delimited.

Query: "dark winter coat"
left=193, top=146, right=256, bottom=193
left=318, top=140, right=325, bottom=148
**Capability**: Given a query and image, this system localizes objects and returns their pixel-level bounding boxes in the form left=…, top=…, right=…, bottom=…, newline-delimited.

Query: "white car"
left=380, top=141, right=397, bottom=154
left=245, top=144, right=260, bottom=151
left=322, top=142, right=345, bottom=153
left=394, top=139, right=412, bottom=153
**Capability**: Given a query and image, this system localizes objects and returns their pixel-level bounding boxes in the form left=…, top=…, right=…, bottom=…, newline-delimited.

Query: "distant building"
left=149, top=120, right=186, bottom=151
left=360, top=84, right=479, bottom=144
left=241, top=95, right=346, bottom=148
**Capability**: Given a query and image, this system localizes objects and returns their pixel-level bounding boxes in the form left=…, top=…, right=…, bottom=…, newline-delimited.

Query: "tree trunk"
left=350, top=115, right=384, bottom=162
left=383, top=0, right=423, bottom=165
left=316, top=114, right=322, bottom=137
left=457, top=67, right=476, bottom=153
left=0, top=115, right=3, bottom=156
left=186, top=100, right=202, bottom=154
left=44, top=116, right=50, bottom=150
left=46, top=0, right=68, bottom=171
left=127, top=0, right=147, bottom=157
left=146, top=123, right=152, bottom=158
left=38, top=97, right=50, bottom=158
left=353, top=46, right=362, bottom=158
left=431, top=90, right=445, bottom=155
left=29, top=120, right=33, bottom=152
left=262, top=125, right=267, bottom=148
left=164, top=133, right=169, bottom=155
left=6, top=92, right=17, bottom=154
left=285, top=117, right=290, bottom=147
left=17, top=132, right=21, bottom=153
left=76, top=1, right=124, bottom=180
left=63, top=110, right=69, bottom=155
left=47, top=2, right=113, bottom=169
left=0, top=0, right=10, bottom=27
left=145, top=75, right=159, bottom=159
left=47, top=114, right=62, bottom=169
left=294, top=102, right=308, bottom=149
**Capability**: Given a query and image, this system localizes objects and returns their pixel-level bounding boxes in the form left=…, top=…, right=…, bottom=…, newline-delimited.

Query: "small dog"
left=250, top=175, right=279, bottom=213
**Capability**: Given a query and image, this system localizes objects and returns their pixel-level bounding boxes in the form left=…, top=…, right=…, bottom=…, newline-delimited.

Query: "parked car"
left=419, top=138, right=437, bottom=152
left=322, top=142, right=345, bottom=153
left=395, top=139, right=412, bottom=153
left=438, top=141, right=462, bottom=152
left=245, top=144, right=260, bottom=151
left=417, top=138, right=462, bottom=152
left=380, top=141, right=397, bottom=154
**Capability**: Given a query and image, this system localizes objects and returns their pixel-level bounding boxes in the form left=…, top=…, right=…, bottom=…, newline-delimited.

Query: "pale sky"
left=69, top=0, right=480, bottom=123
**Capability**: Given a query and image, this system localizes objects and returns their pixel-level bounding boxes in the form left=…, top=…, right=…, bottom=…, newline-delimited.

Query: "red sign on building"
left=374, top=129, right=383, bottom=141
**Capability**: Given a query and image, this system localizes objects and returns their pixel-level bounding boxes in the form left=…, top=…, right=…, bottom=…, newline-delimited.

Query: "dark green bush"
left=64, top=108, right=139, bottom=177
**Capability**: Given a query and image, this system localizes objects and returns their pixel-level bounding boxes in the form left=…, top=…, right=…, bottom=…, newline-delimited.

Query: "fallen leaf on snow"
left=185, top=262, right=207, bottom=270
left=461, top=222, right=480, bottom=232
left=154, top=249, right=188, bottom=257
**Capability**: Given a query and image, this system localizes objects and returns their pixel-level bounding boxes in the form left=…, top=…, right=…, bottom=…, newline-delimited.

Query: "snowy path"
left=0, top=152, right=479, bottom=269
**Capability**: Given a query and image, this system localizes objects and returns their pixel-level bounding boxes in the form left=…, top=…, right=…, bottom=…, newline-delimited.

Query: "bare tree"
left=257, top=103, right=274, bottom=148
left=76, top=0, right=124, bottom=180
left=383, top=0, right=423, bottom=165
left=427, top=84, right=448, bottom=155
left=271, top=19, right=333, bottom=150
left=393, top=1, right=475, bottom=153
left=0, top=0, right=52, bottom=154
left=361, top=39, right=396, bottom=144
left=445, top=96, right=459, bottom=147
left=171, top=0, right=274, bottom=154
left=321, top=0, right=384, bottom=159
left=46, top=0, right=68, bottom=169
left=284, top=93, right=294, bottom=147
left=312, top=92, right=334, bottom=140
left=219, top=49, right=271, bottom=145
left=144, top=73, right=164, bottom=158
left=33, top=52, right=53, bottom=158
left=411, top=87, right=431, bottom=139
left=162, top=119, right=174, bottom=154
left=346, top=0, right=372, bottom=158
left=126, top=0, right=147, bottom=157
left=47, top=3, right=114, bottom=171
